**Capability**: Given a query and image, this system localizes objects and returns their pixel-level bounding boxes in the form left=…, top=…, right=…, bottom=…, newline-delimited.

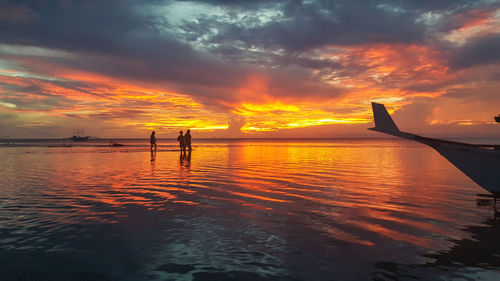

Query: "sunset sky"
left=0, top=0, right=499, bottom=138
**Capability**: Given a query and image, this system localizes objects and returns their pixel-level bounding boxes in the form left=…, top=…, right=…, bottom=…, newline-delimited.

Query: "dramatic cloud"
left=0, top=0, right=499, bottom=138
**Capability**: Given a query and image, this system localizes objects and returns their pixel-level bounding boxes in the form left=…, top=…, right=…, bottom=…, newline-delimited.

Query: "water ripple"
left=0, top=139, right=496, bottom=280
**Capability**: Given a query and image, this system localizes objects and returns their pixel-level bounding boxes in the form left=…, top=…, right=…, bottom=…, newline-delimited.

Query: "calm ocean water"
left=1, top=138, right=499, bottom=280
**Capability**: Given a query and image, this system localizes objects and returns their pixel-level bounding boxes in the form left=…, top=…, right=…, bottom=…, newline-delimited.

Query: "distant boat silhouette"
left=68, top=129, right=89, bottom=141
left=70, top=135, right=89, bottom=141
left=495, top=115, right=500, bottom=123
left=369, top=102, right=500, bottom=199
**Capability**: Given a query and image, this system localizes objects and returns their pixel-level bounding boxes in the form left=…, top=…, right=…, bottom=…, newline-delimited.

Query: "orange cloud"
left=457, top=9, right=498, bottom=31
left=1, top=34, right=497, bottom=138
left=445, top=8, right=500, bottom=45
left=229, top=100, right=370, bottom=133
left=0, top=70, right=229, bottom=136
left=336, top=44, right=450, bottom=87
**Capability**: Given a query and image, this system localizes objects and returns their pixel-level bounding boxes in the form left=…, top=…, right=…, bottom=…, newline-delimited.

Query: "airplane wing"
left=368, top=102, right=500, bottom=194
left=368, top=102, right=500, bottom=149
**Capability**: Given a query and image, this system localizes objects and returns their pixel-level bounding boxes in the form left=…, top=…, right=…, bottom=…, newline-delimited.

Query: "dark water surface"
left=1, top=139, right=499, bottom=280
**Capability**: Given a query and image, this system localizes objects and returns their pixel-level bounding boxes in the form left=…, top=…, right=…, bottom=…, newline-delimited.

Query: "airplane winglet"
left=368, top=102, right=400, bottom=136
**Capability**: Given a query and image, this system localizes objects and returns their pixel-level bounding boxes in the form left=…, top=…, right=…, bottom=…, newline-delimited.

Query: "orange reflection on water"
left=204, top=140, right=472, bottom=248
left=1, top=139, right=482, bottom=250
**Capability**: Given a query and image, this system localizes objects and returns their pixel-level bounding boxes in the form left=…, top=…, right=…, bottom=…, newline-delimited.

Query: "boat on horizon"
left=68, top=129, right=90, bottom=141
left=70, top=135, right=89, bottom=141
left=369, top=102, right=500, bottom=199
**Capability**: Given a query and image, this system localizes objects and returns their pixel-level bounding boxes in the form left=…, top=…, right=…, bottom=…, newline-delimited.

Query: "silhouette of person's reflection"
left=179, top=149, right=191, bottom=166
left=150, top=150, right=156, bottom=176
left=179, top=150, right=191, bottom=183
left=186, top=150, right=191, bottom=167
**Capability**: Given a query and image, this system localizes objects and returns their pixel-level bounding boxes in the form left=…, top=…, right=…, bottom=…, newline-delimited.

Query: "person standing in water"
left=185, top=129, right=192, bottom=151
left=177, top=130, right=186, bottom=152
left=150, top=131, right=157, bottom=151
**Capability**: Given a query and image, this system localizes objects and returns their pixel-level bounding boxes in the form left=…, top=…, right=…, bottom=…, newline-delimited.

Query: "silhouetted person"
left=150, top=131, right=157, bottom=151
left=185, top=129, right=192, bottom=151
left=177, top=130, right=186, bottom=152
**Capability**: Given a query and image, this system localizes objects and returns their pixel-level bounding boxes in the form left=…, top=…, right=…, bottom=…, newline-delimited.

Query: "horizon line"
left=2, top=136, right=500, bottom=141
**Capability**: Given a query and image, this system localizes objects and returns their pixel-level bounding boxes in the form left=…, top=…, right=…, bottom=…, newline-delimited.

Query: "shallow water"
left=1, top=139, right=499, bottom=280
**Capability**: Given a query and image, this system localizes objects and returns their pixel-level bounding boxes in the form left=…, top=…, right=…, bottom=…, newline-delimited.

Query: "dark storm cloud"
left=451, top=35, right=500, bottom=69
left=176, top=0, right=271, bottom=6
left=207, top=42, right=342, bottom=71
left=0, top=1, right=145, bottom=51
left=442, top=84, right=500, bottom=101
left=0, top=2, right=38, bottom=24
left=249, top=1, right=425, bottom=49
left=192, top=0, right=483, bottom=52
left=42, top=39, right=247, bottom=89
left=0, top=0, right=487, bottom=57
left=0, top=0, right=248, bottom=87
left=172, top=0, right=498, bottom=98
left=0, top=0, right=498, bottom=104
left=184, top=0, right=476, bottom=12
